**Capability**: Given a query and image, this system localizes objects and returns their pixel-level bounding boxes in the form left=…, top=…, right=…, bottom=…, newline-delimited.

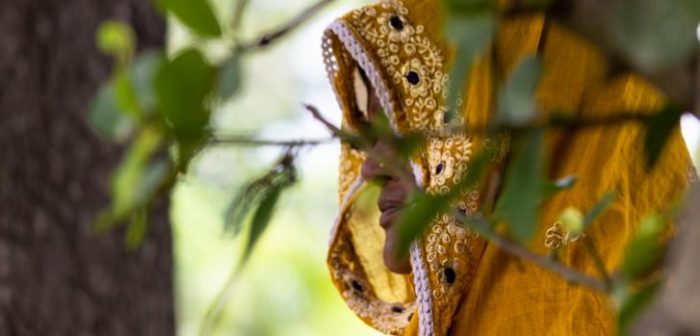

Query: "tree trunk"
left=0, top=1, right=173, bottom=335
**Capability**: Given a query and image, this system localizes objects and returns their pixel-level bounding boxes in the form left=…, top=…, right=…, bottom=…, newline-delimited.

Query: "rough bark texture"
left=0, top=1, right=173, bottom=335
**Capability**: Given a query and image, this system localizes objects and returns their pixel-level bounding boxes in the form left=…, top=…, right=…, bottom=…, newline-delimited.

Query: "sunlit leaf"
left=444, top=13, right=494, bottom=116
left=616, top=279, right=662, bottom=333
left=621, top=214, right=668, bottom=281
left=494, top=130, right=545, bottom=241
left=114, top=70, right=142, bottom=119
left=111, top=128, right=163, bottom=217
left=161, top=0, right=221, bottom=37
left=125, top=207, right=148, bottom=250
left=96, top=20, right=135, bottom=61
left=497, top=56, right=543, bottom=126
left=644, top=105, right=682, bottom=171
left=154, top=49, right=214, bottom=163
left=218, top=53, right=242, bottom=100
left=609, top=0, right=700, bottom=72
left=130, top=50, right=165, bottom=115
left=89, top=83, right=133, bottom=141
left=582, top=192, right=615, bottom=230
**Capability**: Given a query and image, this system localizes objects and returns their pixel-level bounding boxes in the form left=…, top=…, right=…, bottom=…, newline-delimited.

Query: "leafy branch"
left=88, top=0, right=698, bottom=334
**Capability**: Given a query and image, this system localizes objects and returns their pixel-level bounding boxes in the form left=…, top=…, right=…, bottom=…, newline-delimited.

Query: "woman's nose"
left=360, top=140, right=394, bottom=183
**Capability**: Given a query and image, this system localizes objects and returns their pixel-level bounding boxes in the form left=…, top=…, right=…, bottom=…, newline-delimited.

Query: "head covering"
left=322, top=1, right=693, bottom=335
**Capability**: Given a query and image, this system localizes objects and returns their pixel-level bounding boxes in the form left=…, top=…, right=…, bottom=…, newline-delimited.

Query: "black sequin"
left=406, top=71, right=420, bottom=85
left=443, top=111, right=453, bottom=123
left=458, top=206, right=468, bottom=216
left=389, top=16, right=404, bottom=31
left=443, top=267, right=456, bottom=284
left=350, top=280, right=363, bottom=292
left=435, top=162, right=445, bottom=175
left=391, top=305, right=404, bottom=313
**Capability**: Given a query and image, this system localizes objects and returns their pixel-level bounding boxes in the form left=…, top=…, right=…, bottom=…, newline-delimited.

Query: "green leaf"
left=396, top=191, right=455, bottom=255
left=125, top=207, right=148, bottom=250
left=444, top=13, right=494, bottom=115
left=582, top=192, right=615, bottom=230
left=154, top=49, right=214, bottom=162
left=111, top=128, right=163, bottom=217
left=609, top=0, right=700, bottom=72
left=161, top=0, right=221, bottom=37
left=130, top=50, right=166, bottom=115
left=497, top=56, right=543, bottom=126
left=644, top=105, right=682, bottom=171
left=218, top=53, right=243, bottom=100
left=494, top=130, right=545, bottom=241
left=395, top=149, right=492, bottom=254
left=133, top=158, right=171, bottom=207
left=225, top=154, right=297, bottom=236
left=89, top=83, right=133, bottom=141
left=114, top=70, right=142, bottom=119
left=617, top=279, right=662, bottom=334
left=96, top=20, right=135, bottom=61
left=242, top=185, right=282, bottom=262
left=621, top=214, right=668, bottom=281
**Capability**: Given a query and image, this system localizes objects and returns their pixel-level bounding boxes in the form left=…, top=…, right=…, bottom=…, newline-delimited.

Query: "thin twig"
left=439, top=111, right=652, bottom=138
left=304, top=104, right=344, bottom=135
left=304, top=103, right=418, bottom=188
left=460, top=213, right=608, bottom=292
left=239, top=0, right=334, bottom=51
left=584, top=238, right=612, bottom=290
left=209, top=134, right=335, bottom=147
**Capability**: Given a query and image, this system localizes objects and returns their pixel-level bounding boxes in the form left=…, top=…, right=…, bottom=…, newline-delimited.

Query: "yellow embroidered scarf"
left=322, top=1, right=692, bottom=335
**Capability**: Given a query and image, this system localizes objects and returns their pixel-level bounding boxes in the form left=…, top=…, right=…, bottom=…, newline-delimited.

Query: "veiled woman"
left=321, top=0, right=693, bottom=334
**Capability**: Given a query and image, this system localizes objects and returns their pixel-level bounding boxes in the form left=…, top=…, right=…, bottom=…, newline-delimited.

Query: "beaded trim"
left=322, top=1, right=482, bottom=335
left=326, top=20, right=401, bottom=133
left=411, top=241, right=434, bottom=336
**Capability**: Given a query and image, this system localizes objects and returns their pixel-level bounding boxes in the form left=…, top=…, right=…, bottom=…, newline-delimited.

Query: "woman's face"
left=354, top=67, right=412, bottom=274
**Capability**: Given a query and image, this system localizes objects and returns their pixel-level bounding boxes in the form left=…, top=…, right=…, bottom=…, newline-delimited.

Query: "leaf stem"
left=460, top=213, right=608, bottom=292
left=239, top=0, right=334, bottom=51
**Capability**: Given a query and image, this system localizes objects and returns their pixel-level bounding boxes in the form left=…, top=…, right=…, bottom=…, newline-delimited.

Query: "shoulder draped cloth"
left=321, top=0, right=693, bottom=335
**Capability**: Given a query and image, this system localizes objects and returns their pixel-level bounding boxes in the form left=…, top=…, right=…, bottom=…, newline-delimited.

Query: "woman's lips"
left=376, top=179, right=409, bottom=230
left=379, top=207, right=400, bottom=229
left=378, top=193, right=405, bottom=229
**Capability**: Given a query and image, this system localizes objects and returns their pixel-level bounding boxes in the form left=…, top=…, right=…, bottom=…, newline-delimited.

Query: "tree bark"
left=0, top=1, right=173, bottom=335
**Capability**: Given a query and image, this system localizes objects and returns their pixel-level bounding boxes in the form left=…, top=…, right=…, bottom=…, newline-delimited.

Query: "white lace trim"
left=326, top=20, right=401, bottom=134
left=410, top=241, right=434, bottom=336
left=324, top=16, right=435, bottom=336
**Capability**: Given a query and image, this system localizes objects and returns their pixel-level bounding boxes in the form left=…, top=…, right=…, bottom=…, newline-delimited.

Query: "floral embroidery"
left=544, top=221, right=584, bottom=249
left=426, top=135, right=473, bottom=194
left=347, top=0, right=449, bottom=131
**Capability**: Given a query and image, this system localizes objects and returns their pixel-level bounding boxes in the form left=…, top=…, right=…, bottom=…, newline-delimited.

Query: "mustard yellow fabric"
left=322, top=1, right=692, bottom=335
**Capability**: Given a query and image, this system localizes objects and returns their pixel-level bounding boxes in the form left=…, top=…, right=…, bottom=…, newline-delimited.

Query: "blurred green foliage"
left=87, top=0, right=700, bottom=334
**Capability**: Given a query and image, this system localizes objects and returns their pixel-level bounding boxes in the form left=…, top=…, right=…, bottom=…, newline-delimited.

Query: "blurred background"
left=167, top=1, right=700, bottom=335
left=168, top=0, right=384, bottom=335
